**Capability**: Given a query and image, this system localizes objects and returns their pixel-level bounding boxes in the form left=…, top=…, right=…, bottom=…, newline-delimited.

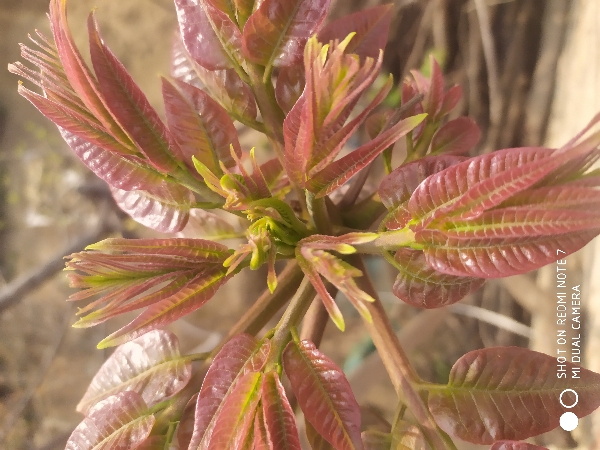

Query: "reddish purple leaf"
left=419, top=227, right=600, bottom=278
left=439, top=84, right=463, bottom=117
left=110, top=184, right=194, bottom=234
left=261, top=372, right=301, bottom=450
left=427, top=347, right=600, bottom=444
left=48, top=0, right=132, bottom=149
left=66, top=391, right=154, bottom=450
left=162, top=77, right=240, bottom=174
left=276, top=65, right=305, bottom=113
left=171, top=34, right=257, bottom=123
left=378, top=155, right=467, bottom=230
left=98, top=268, right=228, bottom=348
left=77, top=330, right=192, bottom=415
left=242, top=0, right=330, bottom=68
left=175, top=0, right=236, bottom=70
left=253, top=407, right=270, bottom=450
left=207, top=372, right=262, bottom=449
left=305, top=420, right=335, bottom=450
left=178, top=393, right=199, bottom=450
left=17, top=85, right=135, bottom=156
left=392, top=248, right=484, bottom=308
left=87, top=14, right=179, bottom=173
left=283, top=339, right=364, bottom=450
left=430, top=117, right=481, bottom=156
left=407, top=147, right=555, bottom=226
left=490, top=442, right=548, bottom=450
left=189, top=335, right=270, bottom=450
left=318, top=4, right=393, bottom=60
left=89, top=237, right=230, bottom=261
left=57, top=129, right=166, bottom=192
left=424, top=56, right=444, bottom=117
left=308, top=114, right=426, bottom=198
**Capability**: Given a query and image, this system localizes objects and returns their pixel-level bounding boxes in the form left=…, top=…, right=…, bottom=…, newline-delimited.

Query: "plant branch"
left=267, top=276, right=315, bottom=369
left=212, top=261, right=304, bottom=357
left=348, top=255, right=458, bottom=450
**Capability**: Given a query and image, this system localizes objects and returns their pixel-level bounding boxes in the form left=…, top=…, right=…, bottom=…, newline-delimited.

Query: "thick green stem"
left=266, top=277, right=316, bottom=370
left=349, top=255, right=458, bottom=450
left=354, top=228, right=417, bottom=253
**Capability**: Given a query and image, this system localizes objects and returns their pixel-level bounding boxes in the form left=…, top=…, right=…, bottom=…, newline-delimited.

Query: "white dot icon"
left=560, top=412, right=578, bottom=431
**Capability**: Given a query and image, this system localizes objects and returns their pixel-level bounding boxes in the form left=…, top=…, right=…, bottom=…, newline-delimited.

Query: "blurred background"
left=0, top=0, right=599, bottom=449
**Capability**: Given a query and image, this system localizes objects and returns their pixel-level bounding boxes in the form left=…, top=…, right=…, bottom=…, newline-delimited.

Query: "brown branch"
left=0, top=222, right=114, bottom=314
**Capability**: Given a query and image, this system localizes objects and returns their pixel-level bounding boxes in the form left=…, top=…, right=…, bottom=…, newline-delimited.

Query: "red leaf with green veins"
left=110, top=184, right=194, bottom=233
left=318, top=4, right=393, bottom=60
left=207, top=372, right=262, bottom=449
left=87, top=14, right=179, bottom=173
left=162, top=78, right=240, bottom=175
left=77, top=330, right=192, bottom=415
left=90, top=237, right=230, bottom=261
left=175, top=0, right=235, bottom=70
left=189, top=335, right=270, bottom=450
left=171, top=35, right=257, bottom=122
left=242, top=0, right=330, bottom=68
left=18, top=86, right=135, bottom=157
left=407, top=147, right=555, bottom=225
left=276, top=65, right=305, bottom=113
left=261, top=372, right=301, bottom=450
left=392, top=248, right=484, bottom=308
left=430, top=117, right=481, bottom=155
left=283, top=340, right=364, bottom=450
left=308, top=114, right=426, bottom=198
left=66, top=392, right=154, bottom=450
left=502, top=185, right=600, bottom=210
left=427, top=347, right=600, bottom=444
left=98, top=267, right=227, bottom=348
left=58, top=129, right=166, bottom=192
left=418, top=228, right=600, bottom=278
left=378, top=155, right=467, bottom=229
left=48, top=0, right=133, bottom=149
left=490, top=442, right=548, bottom=450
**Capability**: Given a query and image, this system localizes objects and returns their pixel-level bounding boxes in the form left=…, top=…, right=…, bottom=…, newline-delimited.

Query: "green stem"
left=210, top=261, right=304, bottom=358
left=354, top=228, right=417, bottom=253
left=306, top=191, right=332, bottom=234
left=266, top=276, right=315, bottom=371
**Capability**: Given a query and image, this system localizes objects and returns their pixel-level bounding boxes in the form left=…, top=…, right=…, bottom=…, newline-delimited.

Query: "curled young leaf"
left=283, top=339, right=364, bottom=450
left=427, top=347, right=600, bottom=444
left=66, top=391, right=154, bottom=450
left=77, top=330, right=192, bottom=415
